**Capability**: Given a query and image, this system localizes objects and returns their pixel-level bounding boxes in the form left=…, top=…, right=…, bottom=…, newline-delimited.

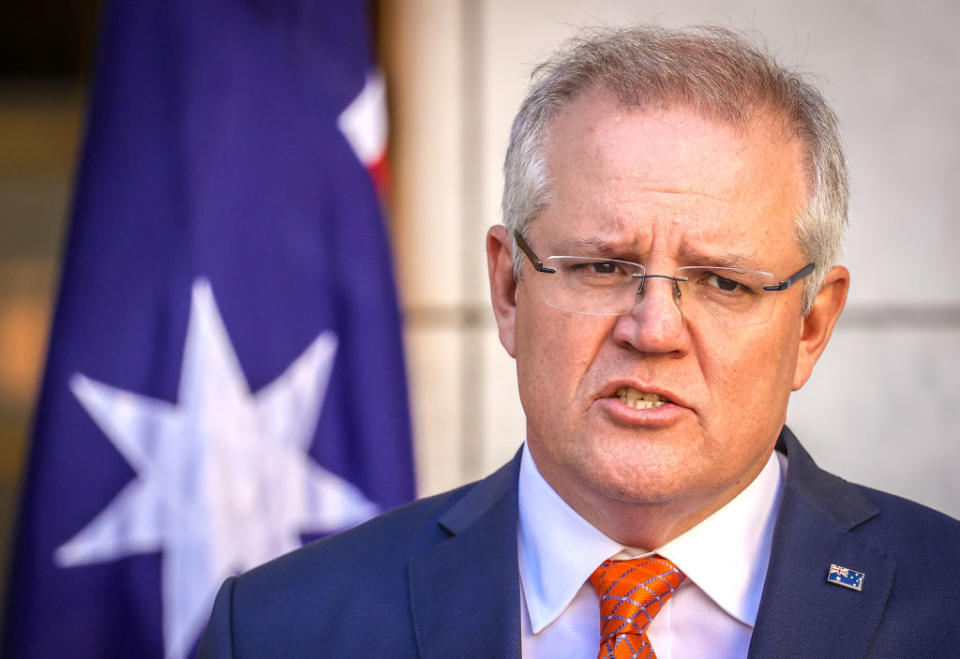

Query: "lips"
left=597, top=382, right=690, bottom=426
left=613, top=386, right=668, bottom=409
left=600, top=381, right=689, bottom=410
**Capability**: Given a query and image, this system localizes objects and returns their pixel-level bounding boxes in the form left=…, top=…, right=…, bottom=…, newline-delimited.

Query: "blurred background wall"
left=1, top=0, right=957, bottom=621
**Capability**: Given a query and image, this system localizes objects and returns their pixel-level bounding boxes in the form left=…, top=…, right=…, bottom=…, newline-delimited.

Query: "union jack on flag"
left=827, top=563, right=865, bottom=591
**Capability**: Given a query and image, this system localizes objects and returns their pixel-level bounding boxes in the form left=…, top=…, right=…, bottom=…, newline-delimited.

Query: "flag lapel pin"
left=827, top=563, right=865, bottom=592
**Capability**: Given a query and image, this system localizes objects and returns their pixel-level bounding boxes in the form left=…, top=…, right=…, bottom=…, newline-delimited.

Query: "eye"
left=702, top=271, right=750, bottom=294
left=559, top=259, right=636, bottom=287
left=566, top=260, right=621, bottom=275
left=705, top=272, right=744, bottom=293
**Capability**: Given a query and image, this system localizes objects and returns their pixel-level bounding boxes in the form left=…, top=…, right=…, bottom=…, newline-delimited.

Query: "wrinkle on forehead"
left=541, top=233, right=765, bottom=270
left=632, top=188, right=729, bottom=201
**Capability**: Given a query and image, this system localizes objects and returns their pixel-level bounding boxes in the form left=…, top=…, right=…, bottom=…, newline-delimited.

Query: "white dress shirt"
left=518, top=442, right=787, bottom=658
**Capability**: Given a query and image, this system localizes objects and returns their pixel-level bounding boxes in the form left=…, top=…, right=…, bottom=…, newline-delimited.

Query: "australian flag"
left=3, top=1, right=414, bottom=657
left=827, top=564, right=865, bottom=591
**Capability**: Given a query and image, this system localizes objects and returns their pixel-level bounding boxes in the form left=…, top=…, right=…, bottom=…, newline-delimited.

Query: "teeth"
left=615, top=386, right=668, bottom=409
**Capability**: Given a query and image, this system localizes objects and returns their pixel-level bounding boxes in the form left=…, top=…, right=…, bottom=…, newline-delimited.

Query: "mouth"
left=611, top=386, right=670, bottom=410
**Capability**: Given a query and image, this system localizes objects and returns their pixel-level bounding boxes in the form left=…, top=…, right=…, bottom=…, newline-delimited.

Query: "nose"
left=611, top=275, right=691, bottom=355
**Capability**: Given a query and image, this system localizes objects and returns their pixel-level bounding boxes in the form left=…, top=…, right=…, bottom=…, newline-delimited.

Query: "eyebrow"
left=550, top=238, right=763, bottom=270
left=550, top=237, right=639, bottom=257
left=678, top=247, right=763, bottom=270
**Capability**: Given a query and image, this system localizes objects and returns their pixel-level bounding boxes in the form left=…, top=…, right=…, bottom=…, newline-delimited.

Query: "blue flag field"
left=4, top=1, right=414, bottom=656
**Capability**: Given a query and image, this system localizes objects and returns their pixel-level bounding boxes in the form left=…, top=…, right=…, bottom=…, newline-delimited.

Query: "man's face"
left=490, top=89, right=839, bottom=540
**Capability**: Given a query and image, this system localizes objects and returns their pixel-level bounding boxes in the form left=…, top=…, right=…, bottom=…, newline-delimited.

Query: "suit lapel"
left=409, top=454, right=522, bottom=659
left=748, top=428, right=895, bottom=658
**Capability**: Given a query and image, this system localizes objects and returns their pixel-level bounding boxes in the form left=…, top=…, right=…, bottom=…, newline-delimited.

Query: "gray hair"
left=501, top=25, right=848, bottom=314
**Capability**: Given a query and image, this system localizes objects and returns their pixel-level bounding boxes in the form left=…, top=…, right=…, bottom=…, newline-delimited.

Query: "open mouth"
left=613, top=386, right=669, bottom=409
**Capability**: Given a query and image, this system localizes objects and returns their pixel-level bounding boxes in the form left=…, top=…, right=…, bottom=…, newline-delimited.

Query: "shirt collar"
left=657, top=449, right=786, bottom=625
left=517, top=442, right=786, bottom=633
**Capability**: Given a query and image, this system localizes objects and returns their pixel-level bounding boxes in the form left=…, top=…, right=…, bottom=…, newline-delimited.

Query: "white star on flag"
left=54, top=278, right=380, bottom=659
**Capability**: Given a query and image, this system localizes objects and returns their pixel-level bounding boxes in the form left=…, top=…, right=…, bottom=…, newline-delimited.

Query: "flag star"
left=55, top=278, right=379, bottom=659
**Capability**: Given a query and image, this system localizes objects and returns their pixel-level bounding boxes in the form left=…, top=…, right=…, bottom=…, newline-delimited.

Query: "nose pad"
left=635, top=274, right=683, bottom=309
left=615, top=274, right=689, bottom=354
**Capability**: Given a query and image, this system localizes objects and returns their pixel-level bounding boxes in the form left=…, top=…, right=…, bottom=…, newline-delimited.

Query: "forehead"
left=536, top=90, right=808, bottom=263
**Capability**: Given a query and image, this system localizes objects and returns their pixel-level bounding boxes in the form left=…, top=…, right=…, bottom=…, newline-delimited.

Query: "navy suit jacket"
left=199, top=427, right=960, bottom=657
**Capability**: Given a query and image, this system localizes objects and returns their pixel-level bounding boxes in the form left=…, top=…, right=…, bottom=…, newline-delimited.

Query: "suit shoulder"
left=843, top=485, right=960, bottom=653
left=782, top=431, right=960, bottom=554
left=855, top=483, right=960, bottom=548
left=852, top=483, right=960, bottom=601
left=239, top=480, right=476, bottom=593
left=236, top=451, right=521, bottom=597
left=211, top=480, right=485, bottom=656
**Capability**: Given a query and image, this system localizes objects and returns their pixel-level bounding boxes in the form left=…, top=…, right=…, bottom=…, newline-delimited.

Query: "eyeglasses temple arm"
left=762, top=262, right=816, bottom=291
left=513, top=232, right=556, bottom=274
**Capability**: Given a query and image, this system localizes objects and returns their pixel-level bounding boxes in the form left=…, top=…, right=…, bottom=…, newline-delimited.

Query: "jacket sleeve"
left=198, top=577, right=237, bottom=658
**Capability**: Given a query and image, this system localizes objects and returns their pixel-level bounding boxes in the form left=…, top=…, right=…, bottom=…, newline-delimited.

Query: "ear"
left=792, top=265, right=850, bottom=390
left=487, top=225, right=519, bottom=358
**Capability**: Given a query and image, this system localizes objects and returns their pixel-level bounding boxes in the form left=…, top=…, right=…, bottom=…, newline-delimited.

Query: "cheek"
left=697, top=324, right=799, bottom=429
left=514, top=302, right=607, bottom=409
left=514, top=301, right=562, bottom=412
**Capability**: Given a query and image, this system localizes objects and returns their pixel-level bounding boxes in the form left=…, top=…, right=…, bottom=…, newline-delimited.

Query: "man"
left=200, top=26, right=960, bottom=658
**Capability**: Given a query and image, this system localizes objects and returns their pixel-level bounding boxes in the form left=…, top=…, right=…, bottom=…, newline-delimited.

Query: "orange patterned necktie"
left=589, top=556, right=686, bottom=659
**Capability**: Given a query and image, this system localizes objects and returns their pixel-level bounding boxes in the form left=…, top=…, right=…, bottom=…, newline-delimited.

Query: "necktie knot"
left=589, top=555, right=685, bottom=659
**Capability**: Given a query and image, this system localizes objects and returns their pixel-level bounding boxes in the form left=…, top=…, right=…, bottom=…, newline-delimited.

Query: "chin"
left=598, top=475, right=688, bottom=506
left=583, top=450, right=695, bottom=505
